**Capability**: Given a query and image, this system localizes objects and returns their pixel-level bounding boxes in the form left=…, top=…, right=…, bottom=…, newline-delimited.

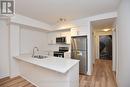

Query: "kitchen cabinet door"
left=66, top=32, right=71, bottom=44
left=64, top=52, right=71, bottom=58
left=71, top=28, right=79, bottom=36
left=55, top=32, right=61, bottom=37
left=61, top=32, right=66, bottom=37
left=48, top=33, right=56, bottom=44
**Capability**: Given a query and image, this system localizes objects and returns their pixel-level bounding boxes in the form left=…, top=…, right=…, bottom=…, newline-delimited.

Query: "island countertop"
left=15, top=54, right=79, bottom=74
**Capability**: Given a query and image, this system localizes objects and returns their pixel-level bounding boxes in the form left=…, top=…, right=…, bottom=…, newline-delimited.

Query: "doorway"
left=99, top=35, right=112, bottom=60
left=91, top=18, right=117, bottom=71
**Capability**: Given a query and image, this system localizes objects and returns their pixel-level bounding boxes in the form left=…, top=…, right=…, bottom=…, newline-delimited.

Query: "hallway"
left=80, top=59, right=117, bottom=87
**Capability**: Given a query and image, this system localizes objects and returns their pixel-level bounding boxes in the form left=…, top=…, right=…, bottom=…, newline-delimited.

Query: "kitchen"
left=0, top=0, right=121, bottom=87
left=8, top=22, right=89, bottom=87
left=0, top=12, right=116, bottom=87
left=14, top=28, right=88, bottom=87
left=0, top=13, right=114, bottom=87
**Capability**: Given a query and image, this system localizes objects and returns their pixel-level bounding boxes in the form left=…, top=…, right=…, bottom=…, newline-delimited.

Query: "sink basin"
left=33, top=55, right=48, bottom=59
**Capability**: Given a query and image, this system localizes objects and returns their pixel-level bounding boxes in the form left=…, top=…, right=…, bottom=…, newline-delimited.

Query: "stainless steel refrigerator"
left=71, top=36, right=88, bottom=75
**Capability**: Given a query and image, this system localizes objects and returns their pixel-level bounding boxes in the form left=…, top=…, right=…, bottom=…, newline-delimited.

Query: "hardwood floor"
left=0, top=76, right=36, bottom=87
left=80, top=59, right=117, bottom=87
left=0, top=59, right=117, bottom=87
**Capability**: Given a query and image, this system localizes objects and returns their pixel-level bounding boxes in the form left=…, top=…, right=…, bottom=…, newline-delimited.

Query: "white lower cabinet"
left=64, top=52, right=71, bottom=59
left=48, top=51, right=54, bottom=56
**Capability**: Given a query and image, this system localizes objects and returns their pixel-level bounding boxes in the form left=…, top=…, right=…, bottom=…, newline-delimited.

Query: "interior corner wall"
left=117, top=0, right=130, bottom=87
left=20, top=26, right=48, bottom=54
left=10, top=24, right=20, bottom=78
left=91, top=25, right=96, bottom=64
left=112, top=30, right=116, bottom=71
left=0, top=19, right=10, bottom=78
left=87, top=22, right=93, bottom=75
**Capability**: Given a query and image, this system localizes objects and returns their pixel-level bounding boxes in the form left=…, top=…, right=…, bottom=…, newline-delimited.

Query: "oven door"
left=54, top=52, right=64, bottom=58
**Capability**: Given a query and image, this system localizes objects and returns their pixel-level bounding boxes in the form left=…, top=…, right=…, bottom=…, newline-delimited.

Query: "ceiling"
left=91, top=18, right=116, bottom=31
left=15, top=0, right=120, bottom=25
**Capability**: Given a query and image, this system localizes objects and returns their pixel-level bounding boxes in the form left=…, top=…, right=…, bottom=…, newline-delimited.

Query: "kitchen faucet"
left=32, top=47, right=39, bottom=57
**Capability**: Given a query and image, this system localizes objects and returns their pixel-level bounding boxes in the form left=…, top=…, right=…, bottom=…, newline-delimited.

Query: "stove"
left=54, top=47, right=69, bottom=58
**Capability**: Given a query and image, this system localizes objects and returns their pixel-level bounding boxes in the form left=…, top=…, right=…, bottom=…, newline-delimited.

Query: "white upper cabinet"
left=55, top=32, right=61, bottom=37
left=71, top=28, right=79, bottom=36
left=61, top=32, right=67, bottom=37
left=47, top=30, right=71, bottom=45
left=65, top=31, right=71, bottom=44
left=47, top=32, right=56, bottom=44
left=71, top=27, right=87, bottom=36
left=48, top=27, right=88, bottom=45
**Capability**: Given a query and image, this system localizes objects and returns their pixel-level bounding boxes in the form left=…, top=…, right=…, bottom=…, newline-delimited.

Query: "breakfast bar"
left=15, top=54, right=79, bottom=87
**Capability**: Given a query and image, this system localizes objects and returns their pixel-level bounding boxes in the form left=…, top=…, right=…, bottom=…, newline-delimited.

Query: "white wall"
left=11, top=14, right=53, bottom=31
left=117, top=0, right=130, bottom=87
left=112, top=29, right=116, bottom=71
left=20, top=26, right=48, bottom=54
left=88, top=12, right=117, bottom=22
left=0, top=19, right=10, bottom=78
left=10, top=24, right=20, bottom=78
left=10, top=24, right=49, bottom=77
left=91, top=28, right=96, bottom=64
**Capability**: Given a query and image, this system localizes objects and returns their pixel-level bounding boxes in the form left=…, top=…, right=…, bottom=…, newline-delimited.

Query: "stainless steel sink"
left=33, top=55, right=48, bottom=59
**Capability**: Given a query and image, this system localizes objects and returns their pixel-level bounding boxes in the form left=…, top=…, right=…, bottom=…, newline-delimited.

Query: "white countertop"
left=15, top=54, right=79, bottom=74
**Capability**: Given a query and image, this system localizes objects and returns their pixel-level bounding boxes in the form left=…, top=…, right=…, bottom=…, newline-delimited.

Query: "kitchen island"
left=15, top=54, right=79, bottom=87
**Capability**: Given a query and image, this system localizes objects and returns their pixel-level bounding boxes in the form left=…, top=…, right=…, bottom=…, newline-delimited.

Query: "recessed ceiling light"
left=103, top=29, right=111, bottom=32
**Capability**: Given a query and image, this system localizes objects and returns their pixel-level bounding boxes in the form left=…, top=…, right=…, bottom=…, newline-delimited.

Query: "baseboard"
left=20, top=75, right=39, bottom=87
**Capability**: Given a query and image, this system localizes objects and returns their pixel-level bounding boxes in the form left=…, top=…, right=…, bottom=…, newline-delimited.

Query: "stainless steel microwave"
left=56, top=37, right=66, bottom=43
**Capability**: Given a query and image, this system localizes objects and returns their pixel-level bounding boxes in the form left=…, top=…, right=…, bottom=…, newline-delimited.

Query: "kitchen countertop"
left=15, top=54, right=79, bottom=74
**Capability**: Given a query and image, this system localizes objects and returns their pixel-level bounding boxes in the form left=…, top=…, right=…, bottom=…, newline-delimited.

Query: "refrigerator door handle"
left=77, top=51, right=83, bottom=56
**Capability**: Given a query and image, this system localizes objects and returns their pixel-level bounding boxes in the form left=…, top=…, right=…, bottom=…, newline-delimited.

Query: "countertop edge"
left=14, top=56, right=79, bottom=74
